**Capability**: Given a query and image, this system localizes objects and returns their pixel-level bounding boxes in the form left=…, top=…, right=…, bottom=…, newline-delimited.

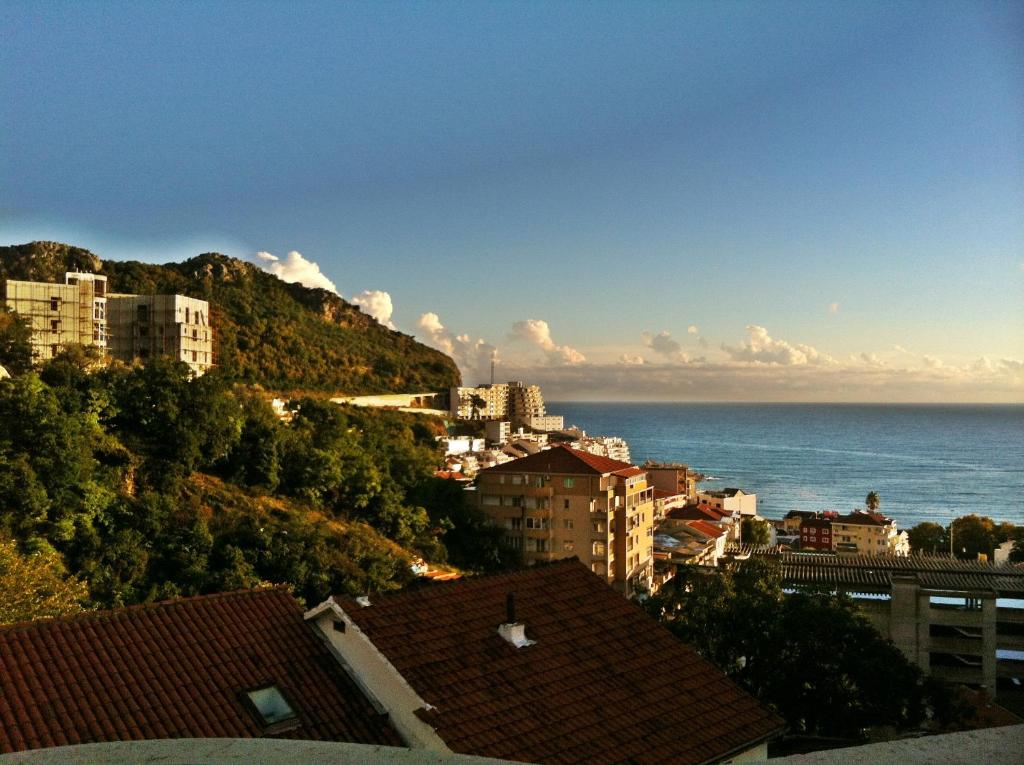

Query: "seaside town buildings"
left=450, top=381, right=564, bottom=430
left=783, top=509, right=910, bottom=555
left=475, top=445, right=655, bottom=596
left=0, top=564, right=784, bottom=764
left=696, top=487, right=758, bottom=517
left=2, top=272, right=213, bottom=375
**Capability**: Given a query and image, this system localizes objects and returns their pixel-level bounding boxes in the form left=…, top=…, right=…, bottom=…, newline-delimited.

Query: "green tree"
left=741, top=518, right=771, bottom=545
left=0, top=536, right=89, bottom=624
left=950, top=515, right=996, bottom=560
left=646, top=560, right=957, bottom=737
left=907, top=522, right=947, bottom=554
left=865, top=491, right=880, bottom=512
left=0, top=306, right=32, bottom=376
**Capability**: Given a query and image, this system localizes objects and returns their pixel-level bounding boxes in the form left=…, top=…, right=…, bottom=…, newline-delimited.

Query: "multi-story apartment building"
left=800, top=516, right=833, bottom=551
left=106, top=294, right=213, bottom=376
left=3, top=272, right=108, bottom=363
left=832, top=510, right=909, bottom=556
left=475, top=445, right=655, bottom=595
left=450, top=380, right=563, bottom=429
left=2, top=272, right=213, bottom=375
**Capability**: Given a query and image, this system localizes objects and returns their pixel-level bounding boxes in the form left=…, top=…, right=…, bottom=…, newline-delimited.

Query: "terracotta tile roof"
left=0, top=588, right=401, bottom=754
left=335, top=560, right=783, bottom=765
left=611, top=466, right=645, bottom=478
left=668, top=504, right=728, bottom=522
left=687, top=520, right=727, bottom=539
left=481, top=444, right=634, bottom=476
left=833, top=511, right=891, bottom=527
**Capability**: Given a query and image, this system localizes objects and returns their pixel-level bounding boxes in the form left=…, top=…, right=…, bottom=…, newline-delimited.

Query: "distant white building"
left=107, top=293, right=213, bottom=376
left=696, top=488, right=757, bottom=517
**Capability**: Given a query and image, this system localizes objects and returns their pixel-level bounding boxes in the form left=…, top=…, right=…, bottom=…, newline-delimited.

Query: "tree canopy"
left=645, top=560, right=961, bottom=737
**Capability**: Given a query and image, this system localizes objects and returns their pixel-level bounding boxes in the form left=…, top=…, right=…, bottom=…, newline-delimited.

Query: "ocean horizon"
left=551, top=401, right=1024, bottom=528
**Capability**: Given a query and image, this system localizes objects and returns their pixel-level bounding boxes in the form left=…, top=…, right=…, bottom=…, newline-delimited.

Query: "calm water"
left=551, top=403, right=1024, bottom=527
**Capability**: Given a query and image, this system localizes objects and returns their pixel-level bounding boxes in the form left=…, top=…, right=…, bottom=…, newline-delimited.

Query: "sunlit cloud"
left=829, top=302, right=840, bottom=315
left=351, top=289, right=395, bottom=328
left=722, top=325, right=836, bottom=366
left=509, top=319, right=586, bottom=365
left=687, top=325, right=699, bottom=335
left=255, top=250, right=337, bottom=293
left=619, top=354, right=646, bottom=365
left=641, top=330, right=689, bottom=363
left=417, top=312, right=496, bottom=384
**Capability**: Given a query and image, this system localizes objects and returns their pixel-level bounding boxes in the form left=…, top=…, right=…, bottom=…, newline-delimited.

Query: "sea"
left=551, top=403, right=1024, bottom=528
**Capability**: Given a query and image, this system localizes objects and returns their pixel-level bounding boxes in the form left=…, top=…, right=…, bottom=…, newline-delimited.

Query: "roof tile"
left=337, top=560, right=783, bottom=765
left=0, top=588, right=401, bottom=754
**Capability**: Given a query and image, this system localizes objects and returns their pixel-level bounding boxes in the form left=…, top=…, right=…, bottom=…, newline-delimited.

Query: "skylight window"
left=246, top=685, right=297, bottom=727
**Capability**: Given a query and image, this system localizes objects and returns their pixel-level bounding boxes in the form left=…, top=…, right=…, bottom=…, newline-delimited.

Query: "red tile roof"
left=0, top=588, right=401, bottom=754
left=668, top=504, right=729, bottom=522
left=833, top=511, right=891, bottom=527
left=481, top=444, right=635, bottom=476
left=687, top=520, right=727, bottom=539
left=335, top=560, right=783, bottom=765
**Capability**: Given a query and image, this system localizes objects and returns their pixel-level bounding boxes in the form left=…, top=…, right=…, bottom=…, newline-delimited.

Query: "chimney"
left=497, top=591, right=535, bottom=648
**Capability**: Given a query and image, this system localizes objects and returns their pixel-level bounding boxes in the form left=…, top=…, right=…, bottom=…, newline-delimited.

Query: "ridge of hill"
left=0, top=241, right=460, bottom=393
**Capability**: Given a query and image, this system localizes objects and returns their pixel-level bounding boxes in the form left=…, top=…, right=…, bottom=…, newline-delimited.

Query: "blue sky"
left=2, top=1, right=1021, bottom=400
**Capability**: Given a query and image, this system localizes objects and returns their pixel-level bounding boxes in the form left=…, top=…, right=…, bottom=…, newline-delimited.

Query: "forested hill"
left=0, top=241, right=460, bottom=393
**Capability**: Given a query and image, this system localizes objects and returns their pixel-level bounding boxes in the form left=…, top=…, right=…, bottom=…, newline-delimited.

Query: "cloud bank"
left=723, top=325, right=836, bottom=366
left=255, top=250, right=337, bottom=293
left=509, top=319, right=586, bottom=365
left=351, top=289, right=395, bottom=329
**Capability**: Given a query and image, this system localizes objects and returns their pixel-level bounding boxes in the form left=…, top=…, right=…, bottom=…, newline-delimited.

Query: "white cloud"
left=254, top=250, right=337, bottom=293
left=417, top=312, right=496, bottom=384
left=687, top=325, right=699, bottom=335
left=922, top=355, right=945, bottom=369
left=509, top=319, right=586, bottom=365
left=829, top=302, right=840, bottom=315
left=893, top=344, right=912, bottom=355
left=641, top=330, right=689, bottom=363
left=351, top=289, right=395, bottom=329
left=619, top=354, right=646, bottom=365
left=722, top=325, right=836, bottom=366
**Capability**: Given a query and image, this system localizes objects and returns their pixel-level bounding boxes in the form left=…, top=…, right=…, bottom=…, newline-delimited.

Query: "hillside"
left=0, top=241, right=460, bottom=393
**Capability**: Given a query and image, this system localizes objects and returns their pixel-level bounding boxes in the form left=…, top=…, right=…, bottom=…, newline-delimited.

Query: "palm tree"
left=865, top=491, right=880, bottom=512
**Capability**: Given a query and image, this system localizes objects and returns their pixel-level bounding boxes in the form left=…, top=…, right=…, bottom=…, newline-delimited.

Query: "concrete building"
left=831, top=510, right=909, bottom=556
left=484, top=420, right=511, bottom=444
left=697, top=488, right=757, bottom=517
left=450, top=381, right=561, bottom=429
left=475, top=445, right=655, bottom=595
left=2, top=272, right=108, bottom=363
left=800, top=516, right=833, bottom=551
left=735, top=548, right=1024, bottom=697
left=106, top=294, right=213, bottom=376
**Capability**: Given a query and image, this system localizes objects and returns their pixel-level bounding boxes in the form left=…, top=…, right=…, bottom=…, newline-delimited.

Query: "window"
left=563, top=519, right=574, bottom=530
left=193, top=329, right=198, bottom=340
left=563, top=499, right=570, bottom=510
left=592, top=541, right=606, bottom=556
left=512, top=475, right=522, bottom=486
left=507, top=517, right=523, bottom=530
left=481, top=495, right=499, bottom=506
left=563, top=478, right=574, bottom=488
left=50, top=297, right=59, bottom=311
left=505, top=535, right=523, bottom=550
left=245, top=685, right=297, bottom=728
left=525, top=517, right=548, bottom=530
left=185, top=306, right=190, bottom=323
left=50, top=319, right=59, bottom=332
left=563, top=541, right=575, bottom=552
left=592, top=521, right=605, bottom=533
left=535, top=539, right=548, bottom=552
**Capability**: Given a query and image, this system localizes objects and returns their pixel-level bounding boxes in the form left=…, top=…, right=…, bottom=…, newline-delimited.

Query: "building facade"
left=476, top=445, right=655, bottom=595
left=3, top=272, right=108, bottom=363
left=697, top=488, right=758, bottom=517
left=106, top=293, right=213, bottom=376
left=831, top=510, right=909, bottom=556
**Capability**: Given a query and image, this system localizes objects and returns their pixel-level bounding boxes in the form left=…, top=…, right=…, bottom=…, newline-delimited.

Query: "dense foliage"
left=0, top=306, right=32, bottom=376
left=0, top=353, right=503, bottom=621
left=646, top=560, right=965, bottom=737
left=1, top=241, right=460, bottom=393
left=907, top=515, right=1024, bottom=560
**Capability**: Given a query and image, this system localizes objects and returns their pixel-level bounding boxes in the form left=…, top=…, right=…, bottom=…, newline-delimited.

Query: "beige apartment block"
left=831, top=510, right=909, bottom=556
left=3, top=272, right=108, bottom=363
left=475, top=445, right=655, bottom=596
left=107, top=294, right=213, bottom=376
